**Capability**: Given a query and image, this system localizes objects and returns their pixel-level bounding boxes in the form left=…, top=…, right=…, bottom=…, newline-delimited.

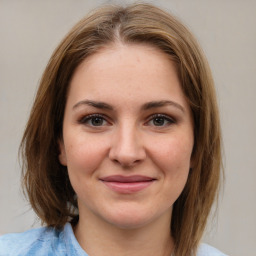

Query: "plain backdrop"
left=1, top=0, right=256, bottom=255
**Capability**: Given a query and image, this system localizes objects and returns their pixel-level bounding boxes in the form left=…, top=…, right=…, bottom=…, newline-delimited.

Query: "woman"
left=0, top=3, right=227, bottom=256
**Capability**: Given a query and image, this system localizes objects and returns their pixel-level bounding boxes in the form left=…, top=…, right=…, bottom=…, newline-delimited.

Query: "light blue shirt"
left=0, top=223, right=227, bottom=255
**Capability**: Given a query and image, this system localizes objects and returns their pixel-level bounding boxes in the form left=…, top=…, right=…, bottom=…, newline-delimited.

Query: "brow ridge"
left=73, top=99, right=184, bottom=112
left=142, top=100, right=185, bottom=112
left=73, top=100, right=113, bottom=110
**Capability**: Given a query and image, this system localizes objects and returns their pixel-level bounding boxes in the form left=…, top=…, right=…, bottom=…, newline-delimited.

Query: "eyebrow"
left=73, top=99, right=184, bottom=113
left=73, top=100, right=114, bottom=110
left=142, top=100, right=185, bottom=113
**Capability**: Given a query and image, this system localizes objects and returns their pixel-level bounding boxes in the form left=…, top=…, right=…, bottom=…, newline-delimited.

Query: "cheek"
left=150, top=135, right=193, bottom=176
left=147, top=136, right=193, bottom=209
left=64, top=136, right=109, bottom=197
left=64, top=135, right=109, bottom=176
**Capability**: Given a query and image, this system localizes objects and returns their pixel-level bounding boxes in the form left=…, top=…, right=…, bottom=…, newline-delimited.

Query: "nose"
left=109, top=124, right=146, bottom=168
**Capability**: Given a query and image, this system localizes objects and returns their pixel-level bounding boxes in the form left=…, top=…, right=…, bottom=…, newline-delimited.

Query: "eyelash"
left=145, top=114, right=175, bottom=127
left=78, top=113, right=175, bottom=128
left=78, top=114, right=110, bottom=127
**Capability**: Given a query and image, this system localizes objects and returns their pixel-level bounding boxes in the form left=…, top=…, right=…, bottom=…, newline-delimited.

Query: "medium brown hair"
left=20, top=3, right=222, bottom=256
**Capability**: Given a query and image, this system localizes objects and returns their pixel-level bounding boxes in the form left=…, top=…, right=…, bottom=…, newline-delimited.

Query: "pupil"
left=92, top=117, right=103, bottom=126
left=153, top=117, right=164, bottom=126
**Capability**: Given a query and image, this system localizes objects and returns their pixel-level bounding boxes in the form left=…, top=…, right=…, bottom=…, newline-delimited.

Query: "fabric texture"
left=0, top=223, right=228, bottom=256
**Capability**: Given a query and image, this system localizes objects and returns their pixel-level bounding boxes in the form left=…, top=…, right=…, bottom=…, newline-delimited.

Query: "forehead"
left=67, top=43, right=188, bottom=110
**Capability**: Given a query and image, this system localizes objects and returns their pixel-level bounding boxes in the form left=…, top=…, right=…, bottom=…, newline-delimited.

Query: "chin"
left=108, top=217, right=151, bottom=230
left=103, top=208, right=165, bottom=230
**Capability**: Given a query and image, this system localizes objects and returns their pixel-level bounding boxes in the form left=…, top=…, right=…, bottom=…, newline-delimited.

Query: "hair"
left=20, top=3, right=222, bottom=256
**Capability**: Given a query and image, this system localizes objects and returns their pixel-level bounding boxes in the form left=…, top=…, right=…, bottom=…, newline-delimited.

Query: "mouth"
left=99, top=175, right=156, bottom=194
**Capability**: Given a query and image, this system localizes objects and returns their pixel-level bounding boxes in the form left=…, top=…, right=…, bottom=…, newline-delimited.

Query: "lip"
left=99, top=175, right=156, bottom=194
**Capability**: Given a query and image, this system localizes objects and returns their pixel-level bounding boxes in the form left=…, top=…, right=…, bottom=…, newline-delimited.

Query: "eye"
left=79, top=114, right=109, bottom=127
left=146, top=114, right=175, bottom=127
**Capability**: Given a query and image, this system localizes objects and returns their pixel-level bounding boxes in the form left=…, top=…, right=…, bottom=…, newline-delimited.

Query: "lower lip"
left=101, top=181, right=155, bottom=194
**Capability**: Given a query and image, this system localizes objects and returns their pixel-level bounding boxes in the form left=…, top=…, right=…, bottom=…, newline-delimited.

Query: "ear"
left=58, top=139, right=67, bottom=166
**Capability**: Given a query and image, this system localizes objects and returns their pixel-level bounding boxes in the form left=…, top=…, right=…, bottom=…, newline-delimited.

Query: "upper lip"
left=99, top=175, right=156, bottom=183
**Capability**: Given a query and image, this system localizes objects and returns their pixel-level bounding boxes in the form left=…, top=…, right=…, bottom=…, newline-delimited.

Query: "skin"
left=59, top=43, right=194, bottom=256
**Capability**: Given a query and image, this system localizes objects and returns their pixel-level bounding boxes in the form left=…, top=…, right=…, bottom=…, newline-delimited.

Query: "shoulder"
left=197, top=243, right=228, bottom=256
left=0, top=225, right=66, bottom=256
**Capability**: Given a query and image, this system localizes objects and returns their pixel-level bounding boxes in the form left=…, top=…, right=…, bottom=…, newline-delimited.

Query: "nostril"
left=108, top=133, right=146, bottom=167
left=111, top=156, right=143, bottom=168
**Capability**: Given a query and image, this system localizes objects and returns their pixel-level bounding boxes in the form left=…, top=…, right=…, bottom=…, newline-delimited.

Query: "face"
left=59, top=43, right=194, bottom=230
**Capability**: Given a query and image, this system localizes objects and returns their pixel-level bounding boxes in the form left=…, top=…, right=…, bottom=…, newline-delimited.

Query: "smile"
left=99, top=175, right=156, bottom=194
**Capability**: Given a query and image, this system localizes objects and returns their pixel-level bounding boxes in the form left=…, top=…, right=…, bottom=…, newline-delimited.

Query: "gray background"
left=1, top=0, right=256, bottom=255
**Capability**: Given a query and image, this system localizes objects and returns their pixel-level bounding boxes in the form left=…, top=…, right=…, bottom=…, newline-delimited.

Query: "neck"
left=74, top=210, right=174, bottom=256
